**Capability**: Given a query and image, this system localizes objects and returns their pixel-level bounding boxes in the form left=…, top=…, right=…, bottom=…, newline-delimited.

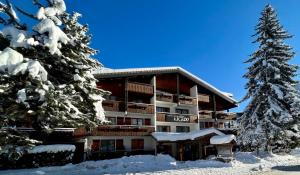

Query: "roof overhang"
left=93, top=66, right=238, bottom=107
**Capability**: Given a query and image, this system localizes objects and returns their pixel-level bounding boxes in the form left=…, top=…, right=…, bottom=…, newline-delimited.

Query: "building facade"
left=73, top=67, right=238, bottom=161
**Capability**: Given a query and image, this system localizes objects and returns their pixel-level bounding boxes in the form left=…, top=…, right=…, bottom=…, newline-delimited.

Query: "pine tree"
left=0, top=0, right=107, bottom=160
left=238, top=4, right=300, bottom=153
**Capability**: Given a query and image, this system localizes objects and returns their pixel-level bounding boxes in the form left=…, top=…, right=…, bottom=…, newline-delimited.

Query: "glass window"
left=176, top=126, right=190, bottom=133
left=176, top=108, right=189, bottom=114
left=100, top=140, right=115, bottom=152
left=200, top=122, right=205, bottom=129
left=132, top=118, right=143, bottom=126
left=116, top=139, right=124, bottom=151
left=157, top=125, right=171, bottom=132
left=156, top=107, right=170, bottom=113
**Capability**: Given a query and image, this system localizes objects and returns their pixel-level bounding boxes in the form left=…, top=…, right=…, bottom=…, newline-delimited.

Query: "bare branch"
left=0, top=0, right=26, bottom=30
left=15, top=6, right=38, bottom=20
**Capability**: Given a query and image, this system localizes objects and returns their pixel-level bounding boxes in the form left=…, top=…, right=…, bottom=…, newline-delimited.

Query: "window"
left=144, top=118, right=151, bottom=125
left=117, top=117, right=131, bottom=125
left=131, top=139, right=144, bottom=150
left=107, top=117, right=116, bottom=125
left=91, top=140, right=100, bottom=151
left=100, top=140, right=115, bottom=152
left=200, top=122, right=205, bottom=129
left=132, top=118, right=143, bottom=126
left=156, top=107, right=170, bottom=113
left=176, top=108, right=189, bottom=114
left=176, top=126, right=190, bottom=133
left=157, top=125, right=171, bottom=132
left=116, top=139, right=124, bottom=151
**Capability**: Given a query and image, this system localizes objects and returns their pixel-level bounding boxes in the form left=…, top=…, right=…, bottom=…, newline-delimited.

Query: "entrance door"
left=73, top=142, right=85, bottom=164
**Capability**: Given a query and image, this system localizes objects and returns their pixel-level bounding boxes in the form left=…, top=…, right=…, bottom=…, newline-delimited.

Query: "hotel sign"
left=165, top=114, right=190, bottom=123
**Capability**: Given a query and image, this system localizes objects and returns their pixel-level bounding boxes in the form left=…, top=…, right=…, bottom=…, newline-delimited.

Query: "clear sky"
left=9, top=0, right=300, bottom=112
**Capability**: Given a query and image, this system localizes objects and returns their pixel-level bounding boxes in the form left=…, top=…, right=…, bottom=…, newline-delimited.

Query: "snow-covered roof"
left=210, top=134, right=236, bottom=145
left=93, top=66, right=237, bottom=105
left=151, top=128, right=225, bottom=142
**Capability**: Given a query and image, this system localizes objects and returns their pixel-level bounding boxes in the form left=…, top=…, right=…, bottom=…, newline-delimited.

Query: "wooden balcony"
left=156, top=91, right=173, bottom=102
left=93, top=125, right=155, bottom=136
left=73, top=125, right=155, bottom=137
left=216, top=112, right=236, bottom=120
left=156, top=112, right=198, bottom=123
left=199, top=110, right=213, bottom=119
left=102, top=100, right=123, bottom=112
left=127, top=82, right=154, bottom=95
left=198, top=94, right=210, bottom=103
left=177, top=95, right=197, bottom=105
left=127, top=102, right=154, bottom=114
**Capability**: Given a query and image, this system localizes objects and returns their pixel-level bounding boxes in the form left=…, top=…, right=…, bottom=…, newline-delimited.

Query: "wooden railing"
left=156, top=91, right=173, bottom=102
left=177, top=95, right=197, bottom=105
left=127, top=102, right=154, bottom=114
left=102, top=100, right=123, bottom=112
left=198, top=94, right=210, bottom=103
left=127, top=82, right=154, bottom=95
left=156, top=112, right=198, bottom=123
left=198, top=111, right=236, bottom=120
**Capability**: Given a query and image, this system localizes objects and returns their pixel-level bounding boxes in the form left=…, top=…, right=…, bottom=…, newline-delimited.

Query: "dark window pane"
left=176, top=126, right=190, bottom=133
left=100, top=140, right=115, bottom=152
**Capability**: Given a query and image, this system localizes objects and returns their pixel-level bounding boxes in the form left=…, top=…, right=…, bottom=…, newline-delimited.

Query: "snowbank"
left=1, top=149, right=300, bottom=175
left=27, top=144, right=75, bottom=154
left=210, top=134, right=236, bottom=144
left=152, top=128, right=224, bottom=142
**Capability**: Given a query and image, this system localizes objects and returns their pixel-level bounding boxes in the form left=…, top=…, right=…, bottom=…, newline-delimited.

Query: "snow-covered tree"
left=238, top=4, right=300, bottom=153
left=0, top=0, right=107, bottom=160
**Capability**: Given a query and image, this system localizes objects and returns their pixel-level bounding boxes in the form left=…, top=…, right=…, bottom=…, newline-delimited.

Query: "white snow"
left=27, top=144, right=75, bottom=154
left=16, top=89, right=29, bottom=108
left=1, top=149, right=300, bottom=175
left=0, top=47, right=48, bottom=81
left=0, top=47, right=24, bottom=72
left=34, top=18, right=69, bottom=55
left=2, top=26, right=39, bottom=48
left=152, top=128, right=225, bottom=142
left=210, top=134, right=236, bottom=145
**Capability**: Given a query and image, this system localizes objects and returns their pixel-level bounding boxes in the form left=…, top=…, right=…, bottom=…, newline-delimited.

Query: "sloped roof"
left=151, top=128, right=225, bottom=142
left=93, top=66, right=237, bottom=105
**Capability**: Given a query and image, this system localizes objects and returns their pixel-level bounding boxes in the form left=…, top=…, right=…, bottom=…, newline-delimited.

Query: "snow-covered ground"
left=1, top=149, right=299, bottom=175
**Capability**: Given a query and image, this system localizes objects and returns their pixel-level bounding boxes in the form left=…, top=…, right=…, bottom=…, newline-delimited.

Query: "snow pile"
left=210, top=134, right=236, bottom=145
left=152, top=128, right=225, bottom=142
left=27, top=144, right=75, bottom=154
left=1, top=149, right=300, bottom=175
left=0, top=47, right=48, bottom=81
left=34, top=18, right=69, bottom=55
left=2, top=26, right=39, bottom=48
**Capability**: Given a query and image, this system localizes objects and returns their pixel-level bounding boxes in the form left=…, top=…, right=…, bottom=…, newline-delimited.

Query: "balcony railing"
left=127, top=82, right=154, bottom=95
left=127, top=102, right=154, bottom=114
left=177, top=95, right=197, bottom=105
left=73, top=125, right=155, bottom=137
left=156, top=91, right=173, bottom=102
left=102, top=100, right=124, bottom=112
left=156, top=112, right=198, bottom=123
left=198, top=94, right=210, bottom=103
left=198, top=111, right=236, bottom=120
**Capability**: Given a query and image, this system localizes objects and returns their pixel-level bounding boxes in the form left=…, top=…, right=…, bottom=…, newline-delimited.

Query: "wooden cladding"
left=156, top=91, right=173, bottom=102
left=198, top=94, right=210, bottom=103
left=177, top=96, right=197, bottom=105
left=102, top=100, right=122, bottom=111
left=102, top=100, right=154, bottom=114
left=73, top=126, right=155, bottom=137
left=127, top=102, right=154, bottom=114
left=156, top=112, right=198, bottom=123
left=127, top=82, right=154, bottom=95
left=199, top=110, right=236, bottom=120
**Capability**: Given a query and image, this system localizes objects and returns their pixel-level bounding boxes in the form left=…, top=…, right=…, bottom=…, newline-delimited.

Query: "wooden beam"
left=176, top=74, right=180, bottom=103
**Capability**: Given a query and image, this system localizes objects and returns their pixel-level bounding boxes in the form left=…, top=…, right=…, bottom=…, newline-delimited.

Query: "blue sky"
left=10, top=0, right=300, bottom=112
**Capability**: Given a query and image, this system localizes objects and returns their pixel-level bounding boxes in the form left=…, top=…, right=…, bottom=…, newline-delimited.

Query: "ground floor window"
left=91, top=140, right=100, bottom=151
left=132, top=118, right=143, bottom=126
left=100, top=140, right=115, bottom=152
left=157, top=125, right=171, bottom=132
left=200, top=122, right=214, bottom=129
left=176, top=126, right=190, bottom=133
left=131, top=139, right=144, bottom=150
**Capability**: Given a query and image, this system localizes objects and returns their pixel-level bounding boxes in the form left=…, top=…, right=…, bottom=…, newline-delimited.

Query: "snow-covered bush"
left=0, top=0, right=108, bottom=159
left=0, top=144, right=75, bottom=169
